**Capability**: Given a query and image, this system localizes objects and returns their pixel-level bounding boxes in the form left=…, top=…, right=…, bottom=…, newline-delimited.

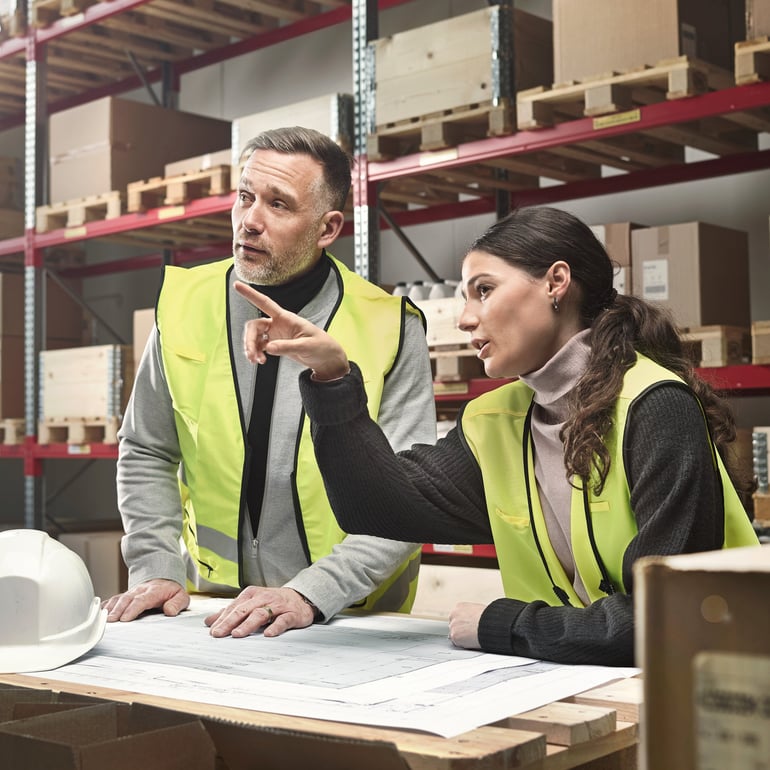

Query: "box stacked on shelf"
left=631, top=221, right=751, bottom=366
left=368, top=6, right=552, bottom=157
left=48, top=96, right=232, bottom=205
left=553, top=0, right=744, bottom=84
left=232, top=93, right=354, bottom=158
left=38, top=344, right=133, bottom=444
left=589, top=222, right=644, bottom=295
left=0, top=273, right=86, bottom=419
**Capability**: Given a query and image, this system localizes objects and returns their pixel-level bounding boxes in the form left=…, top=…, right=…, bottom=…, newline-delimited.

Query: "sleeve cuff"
left=299, top=361, right=369, bottom=426
left=477, top=597, right=527, bottom=655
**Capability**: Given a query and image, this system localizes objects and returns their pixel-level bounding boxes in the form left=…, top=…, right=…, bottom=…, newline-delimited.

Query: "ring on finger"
left=263, top=605, right=274, bottom=622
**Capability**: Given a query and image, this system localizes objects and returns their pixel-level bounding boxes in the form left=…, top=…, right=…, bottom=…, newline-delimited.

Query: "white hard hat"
left=0, top=528, right=106, bottom=673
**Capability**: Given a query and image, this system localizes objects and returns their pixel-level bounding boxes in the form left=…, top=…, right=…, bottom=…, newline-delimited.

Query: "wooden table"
left=0, top=672, right=641, bottom=769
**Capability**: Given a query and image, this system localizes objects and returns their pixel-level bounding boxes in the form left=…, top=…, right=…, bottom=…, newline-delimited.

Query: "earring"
left=552, top=296, right=559, bottom=312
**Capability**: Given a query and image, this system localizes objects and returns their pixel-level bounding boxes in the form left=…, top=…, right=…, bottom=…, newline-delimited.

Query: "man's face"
left=232, top=149, right=331, bottom=285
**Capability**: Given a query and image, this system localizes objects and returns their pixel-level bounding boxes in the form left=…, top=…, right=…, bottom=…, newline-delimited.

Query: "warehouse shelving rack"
left=1, top=0, right=770, bottom=531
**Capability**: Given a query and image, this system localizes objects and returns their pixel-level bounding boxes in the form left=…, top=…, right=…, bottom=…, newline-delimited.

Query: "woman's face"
left=459, top=250, right=575, bottom=379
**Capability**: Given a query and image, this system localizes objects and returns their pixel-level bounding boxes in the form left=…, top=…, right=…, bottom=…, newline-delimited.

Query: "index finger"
left=234, top=281, right=282, bottom=318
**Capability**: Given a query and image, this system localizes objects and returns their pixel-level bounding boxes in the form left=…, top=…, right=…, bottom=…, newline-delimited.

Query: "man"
left=103, top=126, right=436, bottom=638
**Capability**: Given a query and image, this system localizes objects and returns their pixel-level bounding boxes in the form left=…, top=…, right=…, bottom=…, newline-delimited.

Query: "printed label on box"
left=642, top=259, right=669, bottom=301
left=694, top=651, right=770, bottom=769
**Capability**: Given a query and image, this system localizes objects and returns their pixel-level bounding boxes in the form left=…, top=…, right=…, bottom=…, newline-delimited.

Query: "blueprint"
left=29, top=597, right=639, bottom=737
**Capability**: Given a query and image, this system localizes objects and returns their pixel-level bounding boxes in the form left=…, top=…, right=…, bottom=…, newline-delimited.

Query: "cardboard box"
left=232, top=93, right=354, bottom=159
left=635, top=545, right=770, bottom=770
left=49, top=97, right=231, bottom=203
left=631, top=222, right=750, bottom=329
left=0, top=156, right=22, bottom=209
left=58, top=530, right=127, bottom=601
left=553, top=0, right=745, bottom=84
left=0, top=208, right=24, bottom=239
left=371, top=7, right=552, bottom=128
left=0, top=702, right=218, bottom=770
left=589, top=222, right=644, bottom=295
left=0, top=272, right=86, bottom=340
left=0, top=335, right=24, bottom=419
left=39, top=344, right=133, bottom=421
left=746, top=0, right=770, bottom=38
left=132, top=307, right=155, bottom=373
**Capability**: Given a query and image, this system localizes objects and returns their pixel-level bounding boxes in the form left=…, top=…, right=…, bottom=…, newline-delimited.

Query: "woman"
left=234, top=206, right=758, bottom=666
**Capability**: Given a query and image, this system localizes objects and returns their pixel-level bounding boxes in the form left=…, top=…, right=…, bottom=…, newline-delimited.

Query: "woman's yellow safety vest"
left=156, top=256, right=423, bottom=610
left=459, top=354, right=758, bottom=607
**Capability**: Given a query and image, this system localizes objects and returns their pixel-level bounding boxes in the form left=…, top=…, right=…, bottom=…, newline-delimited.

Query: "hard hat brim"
left=0, top=603, right=107, bottom=674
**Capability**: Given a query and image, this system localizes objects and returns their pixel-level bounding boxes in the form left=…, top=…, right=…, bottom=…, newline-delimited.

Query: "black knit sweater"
left=299, top=363, right=730, bottom=666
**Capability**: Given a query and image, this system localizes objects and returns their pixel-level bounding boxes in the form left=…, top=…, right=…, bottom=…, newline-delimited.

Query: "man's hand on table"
left=205, top=586, right=317, bottom=638
left=102, top=578, right=191, bottom=622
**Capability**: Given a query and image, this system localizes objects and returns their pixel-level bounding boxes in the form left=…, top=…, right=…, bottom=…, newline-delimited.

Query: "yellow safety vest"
left=156, top=255, right=423, bottom=610
left=460, top=354, right=758, bottom=607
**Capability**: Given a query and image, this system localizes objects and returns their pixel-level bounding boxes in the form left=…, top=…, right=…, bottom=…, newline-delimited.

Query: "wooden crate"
left=681, top=325, right=751, bottom=367
left=232, top=93, right=354, bottom=156
left=752, top=319, right=770, bottom=364
left=369, top=6, right=552, bottom=157
left=416, top=296, right=469, bottom=348
left=38, top=343, right=133, bottom=426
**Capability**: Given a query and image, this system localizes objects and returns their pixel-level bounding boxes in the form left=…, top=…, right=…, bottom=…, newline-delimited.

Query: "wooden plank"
left=568, top=678, right=643, bottom=725
left=0, top=418, right=24, bottom=445
left=0, top=671, right=643, bottom=770
left=497, top=702, right=616, bottom=747
left=37, top=415, right=121, bottom=445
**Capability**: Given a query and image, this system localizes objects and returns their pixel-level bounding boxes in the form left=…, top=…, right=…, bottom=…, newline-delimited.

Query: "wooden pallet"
left=752, top=320, right=770, bottom=364
left=38, top=416, right=121, bottom=445
left=30, top=0, right=101, bottom=28
left=754, top=492, right=770, bottom=526
left=517, top=56, right=735, bottom=130
left=681, top=325, right=751, bottom=368
left=368, top=99, right=514, bottom=161
left=0, top=8, right=26, bottom=40
left=127, top=166, right=231, bottom=213
left=36, top=191, right=124, bottom=232
left=0, top=418, right=24, bottom=445
left=735, top=36, right=770, bottom=85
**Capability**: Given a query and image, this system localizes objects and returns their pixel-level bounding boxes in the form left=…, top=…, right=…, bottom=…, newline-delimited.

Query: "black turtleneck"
left=246, top=253, right=332, bottom=536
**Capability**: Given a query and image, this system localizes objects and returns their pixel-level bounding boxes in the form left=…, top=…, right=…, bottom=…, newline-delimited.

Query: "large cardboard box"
left=746, top=0, right=770, bottom=37
left=371, top=6, right=552, bottom=128
left=0, top=272, right=85, bottom=340
left=631, top=222, right=750, bottom=329
left=635, top=545, right=770, bottom=770
left=49, top=97, right=231, bottom=203
left=589, top=222, right=644, bottom=295
left=553, top=0, right=745, bottom=84
left=0, top=273, right=86, bottom=418
left=0, top=208, right=24, bottom=239
left=163, top=148, right=233, bottom=179
left=232, top=93, right=354, bottom=160
left=58, top=530, right=127, bottom=601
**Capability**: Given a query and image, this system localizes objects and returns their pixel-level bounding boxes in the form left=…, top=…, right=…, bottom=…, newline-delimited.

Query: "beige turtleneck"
left=519, top=328, right=592, bottom=604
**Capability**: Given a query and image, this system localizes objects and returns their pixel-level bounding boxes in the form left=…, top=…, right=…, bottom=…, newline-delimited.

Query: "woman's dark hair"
left=241, top=126, right=353, bottom=211
left=469, top=206, right=751, bottom=495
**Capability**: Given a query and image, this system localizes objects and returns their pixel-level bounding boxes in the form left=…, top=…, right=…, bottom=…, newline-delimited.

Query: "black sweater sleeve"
left=300, top=363, right=491, bottom=544
left=301, top=366, right=727, bottom=666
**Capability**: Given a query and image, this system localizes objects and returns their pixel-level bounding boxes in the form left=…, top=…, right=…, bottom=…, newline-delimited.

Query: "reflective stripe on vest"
left=157, top=255, right=423, bottom=610
left=459, top=353, right=758, bottom=607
